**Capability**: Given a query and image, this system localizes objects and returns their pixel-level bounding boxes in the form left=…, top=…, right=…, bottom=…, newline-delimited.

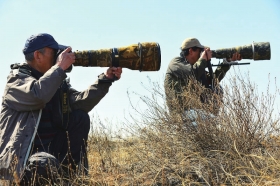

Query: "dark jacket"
left=0, top=63, right=112, bottom=180
left=164, top=56, right=230, bottom=112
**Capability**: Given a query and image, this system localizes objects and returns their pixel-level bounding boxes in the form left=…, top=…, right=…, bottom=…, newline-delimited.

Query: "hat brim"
left=58, top=44, right=69, bottom=50
left=48, top=43, right=68, bottom=51
left=181, top=44, right=205, bottom=50
left=197, top=44, right=204, bottom=49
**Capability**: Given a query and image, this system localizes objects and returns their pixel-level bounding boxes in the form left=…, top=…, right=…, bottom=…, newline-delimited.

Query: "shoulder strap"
left=60, top=79, right=70, bottom=130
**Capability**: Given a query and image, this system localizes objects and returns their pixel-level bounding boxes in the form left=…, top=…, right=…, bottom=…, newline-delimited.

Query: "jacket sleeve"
left=69, top=73, right=112, bottom=113
left=165, top=58, right=190, bottom=95
left=3, top=65, right=67, bottom=111
left=192, top=58, right=208, bottom=80
left=214, top=64, right=231, bottom=82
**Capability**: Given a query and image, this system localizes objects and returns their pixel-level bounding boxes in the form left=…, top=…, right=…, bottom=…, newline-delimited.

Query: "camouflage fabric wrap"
left=74, top=42, right=161, bottom=71
left=212, top=42, right=271, bottom=60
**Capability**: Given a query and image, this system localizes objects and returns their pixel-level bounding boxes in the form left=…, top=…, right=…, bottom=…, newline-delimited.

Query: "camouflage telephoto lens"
left=212, top=42, right=271, bottom=60
left=73, top=42, right=161, bottom=71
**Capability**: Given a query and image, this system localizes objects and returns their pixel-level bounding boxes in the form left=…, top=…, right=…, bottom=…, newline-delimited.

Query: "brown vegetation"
left=6, top=74, right=280, bottom=185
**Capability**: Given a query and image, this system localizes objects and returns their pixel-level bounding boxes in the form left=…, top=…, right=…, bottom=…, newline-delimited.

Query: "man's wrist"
left=98, top=73, right=114, bottom=83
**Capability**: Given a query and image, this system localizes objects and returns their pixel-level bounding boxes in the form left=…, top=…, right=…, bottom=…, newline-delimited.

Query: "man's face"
left=188, top=48, right=202, bottom=65
left=38, top=47, right=56, bottom=73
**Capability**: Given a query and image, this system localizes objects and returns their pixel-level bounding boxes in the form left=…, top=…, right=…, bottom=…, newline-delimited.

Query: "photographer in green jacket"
left=164, top=38, right=241, bottom=119
left=0, top=33, right=122, bottom=185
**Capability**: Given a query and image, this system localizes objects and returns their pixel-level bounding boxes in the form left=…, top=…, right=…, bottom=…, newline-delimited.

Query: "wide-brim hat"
left=180, top=38, right=204, bottom=50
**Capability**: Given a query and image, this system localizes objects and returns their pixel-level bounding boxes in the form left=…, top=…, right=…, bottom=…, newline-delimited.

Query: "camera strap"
left=205, top=52, right=214, bottom=90
left=111, top=48, right=119, bottom=67
left=60, top=79, right=70, bottom=130
left=111, top=48, right=120, bottom=81
left=88, top=50, right=98, bottom=67
left=138, top=42, right=143, bottom=72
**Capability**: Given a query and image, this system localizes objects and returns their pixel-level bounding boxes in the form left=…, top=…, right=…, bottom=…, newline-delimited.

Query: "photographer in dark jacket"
left=164, top=38, right=241, bottom=117
left=0, top=33, right=122, bottom=185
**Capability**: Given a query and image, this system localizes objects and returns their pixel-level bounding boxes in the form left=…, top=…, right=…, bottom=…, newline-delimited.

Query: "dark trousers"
left=20, top=109, right=90, bottom=185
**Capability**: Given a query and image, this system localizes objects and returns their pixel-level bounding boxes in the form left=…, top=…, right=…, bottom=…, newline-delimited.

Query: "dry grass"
left=5, top=74, right=280, bottom=185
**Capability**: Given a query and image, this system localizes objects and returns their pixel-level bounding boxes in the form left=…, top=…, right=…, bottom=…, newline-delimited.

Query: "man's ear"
left=33, top=50, right=42, bottom=62
left=188, top=48, right=193, bottom=55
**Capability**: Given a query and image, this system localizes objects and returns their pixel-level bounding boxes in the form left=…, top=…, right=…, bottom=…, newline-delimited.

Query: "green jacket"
left=164, top=56, right=230, bottom=112
left=0, top=63, right=112, bottom=181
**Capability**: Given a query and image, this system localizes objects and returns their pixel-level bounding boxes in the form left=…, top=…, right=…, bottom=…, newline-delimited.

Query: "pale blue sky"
left=0, top=0, right=279, bottom=129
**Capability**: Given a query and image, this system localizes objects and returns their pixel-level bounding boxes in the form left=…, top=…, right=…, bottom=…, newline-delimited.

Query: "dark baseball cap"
left=22, top=33, right=68, bottom=54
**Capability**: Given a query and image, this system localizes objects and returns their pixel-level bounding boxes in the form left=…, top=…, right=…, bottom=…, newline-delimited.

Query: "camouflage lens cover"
left=73, top=42, right=161, bottom=71
left=253, top=42, right=271, bottom=60
left=118, top=42, right=161, bottom=71
left=212, top=42, right=271, bottom=60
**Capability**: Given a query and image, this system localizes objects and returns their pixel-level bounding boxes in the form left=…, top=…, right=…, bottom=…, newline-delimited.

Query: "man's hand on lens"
left=229, top=52, right=242, bottom=62
left=225, top=52, right=242, bottom=64
left=201, top=47, right=212, bottom=61
left=56, top=47, right=75, bottom=70
left=105, top=67, right=123, bottom=80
